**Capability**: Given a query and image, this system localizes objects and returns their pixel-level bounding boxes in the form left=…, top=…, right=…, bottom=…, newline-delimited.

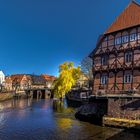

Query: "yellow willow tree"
left=53, top=62, right=81, bottom=99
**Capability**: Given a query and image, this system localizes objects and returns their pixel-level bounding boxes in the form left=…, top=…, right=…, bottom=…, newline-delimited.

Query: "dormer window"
left=101, top=55, right=108, bottom=65
left=125, top=52, right=132, bottom=63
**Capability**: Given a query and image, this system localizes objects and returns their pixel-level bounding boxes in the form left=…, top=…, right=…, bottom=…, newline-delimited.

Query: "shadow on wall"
left=121, top=99, right=140, bottom=111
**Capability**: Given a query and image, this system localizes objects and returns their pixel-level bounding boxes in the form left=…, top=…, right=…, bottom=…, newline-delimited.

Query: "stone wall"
left=107, top=98, right=140, bottom=120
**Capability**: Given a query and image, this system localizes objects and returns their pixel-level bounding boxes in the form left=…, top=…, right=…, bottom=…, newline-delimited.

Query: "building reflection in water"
left=11, top=98, right=32, bottom=109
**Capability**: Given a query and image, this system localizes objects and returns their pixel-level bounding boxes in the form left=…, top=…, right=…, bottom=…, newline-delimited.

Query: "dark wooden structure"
left=25, top=88, right=51, bottom=99
left=90, top=1, right=140, bottom=95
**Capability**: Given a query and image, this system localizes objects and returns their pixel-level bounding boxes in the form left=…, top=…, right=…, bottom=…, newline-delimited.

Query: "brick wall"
left=93, top=69, right=140, bottom=94
left=93, top=26, right=140, bottom=94
left=107, top=98, right=140, bottom=120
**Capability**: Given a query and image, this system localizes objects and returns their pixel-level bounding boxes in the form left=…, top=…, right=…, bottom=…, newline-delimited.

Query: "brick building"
left=4, top=74, right=55, bottom=91
left=90, top=1, right=140, bottom=94
left=5, top=74, right=32, bottom=91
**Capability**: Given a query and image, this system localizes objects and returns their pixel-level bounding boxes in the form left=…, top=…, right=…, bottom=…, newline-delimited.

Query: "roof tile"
left=105, top=1, right=140, bottom=34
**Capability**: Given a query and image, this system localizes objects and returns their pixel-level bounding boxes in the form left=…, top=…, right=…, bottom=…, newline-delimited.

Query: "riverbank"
left=0, top=91, right=27, bottom=102
left=0, top=93, right=13, bottom=101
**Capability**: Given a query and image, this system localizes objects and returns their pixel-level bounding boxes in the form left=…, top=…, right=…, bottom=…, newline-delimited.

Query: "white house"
left=0, top=71, right=5, bottom=85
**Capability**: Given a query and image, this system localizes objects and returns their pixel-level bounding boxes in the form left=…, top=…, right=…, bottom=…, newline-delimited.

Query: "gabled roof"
left=105, top=1, right=140, bottom=34
left=10, top=74, right=25, bottom=83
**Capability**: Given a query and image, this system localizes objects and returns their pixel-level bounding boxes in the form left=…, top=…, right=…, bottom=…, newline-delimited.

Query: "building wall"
left=4, top=77, right=12, bottom=91
left=20, top=75, right=32, bottom=90
left=4, top=74, right=47, bottom=91
left=0, top=71, right=5, bottom=85
left=94, top=70, right=140, bottom=93
left=93, top=26, right=140, bottom=94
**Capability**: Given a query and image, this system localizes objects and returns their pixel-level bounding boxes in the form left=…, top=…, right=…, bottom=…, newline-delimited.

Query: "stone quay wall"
left=107, top=98, right=140, bottom=120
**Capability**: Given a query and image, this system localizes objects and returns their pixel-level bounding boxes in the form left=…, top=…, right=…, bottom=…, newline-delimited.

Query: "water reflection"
left=0, top=99, right=139, bottom=140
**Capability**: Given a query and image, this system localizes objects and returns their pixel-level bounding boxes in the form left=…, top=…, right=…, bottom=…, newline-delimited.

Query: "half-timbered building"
left=90, top=1, right=140, bottom=94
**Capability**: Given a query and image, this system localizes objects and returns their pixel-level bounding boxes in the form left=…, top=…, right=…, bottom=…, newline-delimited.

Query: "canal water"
left=0, top=99, right=139, bottom=140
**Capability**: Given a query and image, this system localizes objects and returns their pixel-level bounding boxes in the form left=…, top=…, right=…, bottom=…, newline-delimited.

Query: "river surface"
left=0, top=99, right=139, bottom=140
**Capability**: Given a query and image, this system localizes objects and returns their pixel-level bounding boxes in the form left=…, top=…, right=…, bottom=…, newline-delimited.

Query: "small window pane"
left=138, top=33, right=140, bottom=40
left=125, top=52, right=132, bottom=63
left=130, top=33, right=137, bottom=41
left=101, top=75, right=108, bottom=84
left=101, top=56, right=108, bottom=65
left=115, top=37, right=121, bottom=45
left=124, top=74, right=132, bottom=83
left=122, top=35, right=128, bottom=43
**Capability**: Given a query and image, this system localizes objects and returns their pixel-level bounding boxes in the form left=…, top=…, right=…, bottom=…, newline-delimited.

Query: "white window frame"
left=130, top=33, right=137, bottom=41
left=138, top=33, right=140, bottom=40
left=115, top=37, right=121, bottom=45
left=124, top=74, right=132, bottom=83
left=125, top=52, right=132, bottom=63
left=122, top=35, right=129, bottom=43
left=100, top=75, right=108, bottom=85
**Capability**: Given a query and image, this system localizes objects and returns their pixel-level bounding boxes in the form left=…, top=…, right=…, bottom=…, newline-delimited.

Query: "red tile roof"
left=41, top=74, right=56, bottom=81
left=105, top=1, right=140, bottom=34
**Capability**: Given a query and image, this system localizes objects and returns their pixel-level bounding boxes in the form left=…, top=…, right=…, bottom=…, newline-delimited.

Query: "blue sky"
left=0, top=0, right=136, bottom=76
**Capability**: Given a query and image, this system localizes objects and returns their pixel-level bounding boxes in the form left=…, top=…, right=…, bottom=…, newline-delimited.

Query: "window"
left=115, top=37, right=121, bottom=45
left=130, top=33, right=137, bottom=41
left=104, top=36, right=108, bottom=41
left=108, top=39, right=114, bottom=46
left=101, top=56, right=107, bottom=65
left=138, top=33, right=140, bottom=40
left=124, top=74, right=132, bottom=83
left=122, top=35, right=128, bottom=43
left=100, top=75, right=108, bottom=85
left=125, top=52, right=132, bottom=63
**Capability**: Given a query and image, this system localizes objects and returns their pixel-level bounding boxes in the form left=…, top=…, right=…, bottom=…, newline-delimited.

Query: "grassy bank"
left=0, top=93, right=13, bottom=102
